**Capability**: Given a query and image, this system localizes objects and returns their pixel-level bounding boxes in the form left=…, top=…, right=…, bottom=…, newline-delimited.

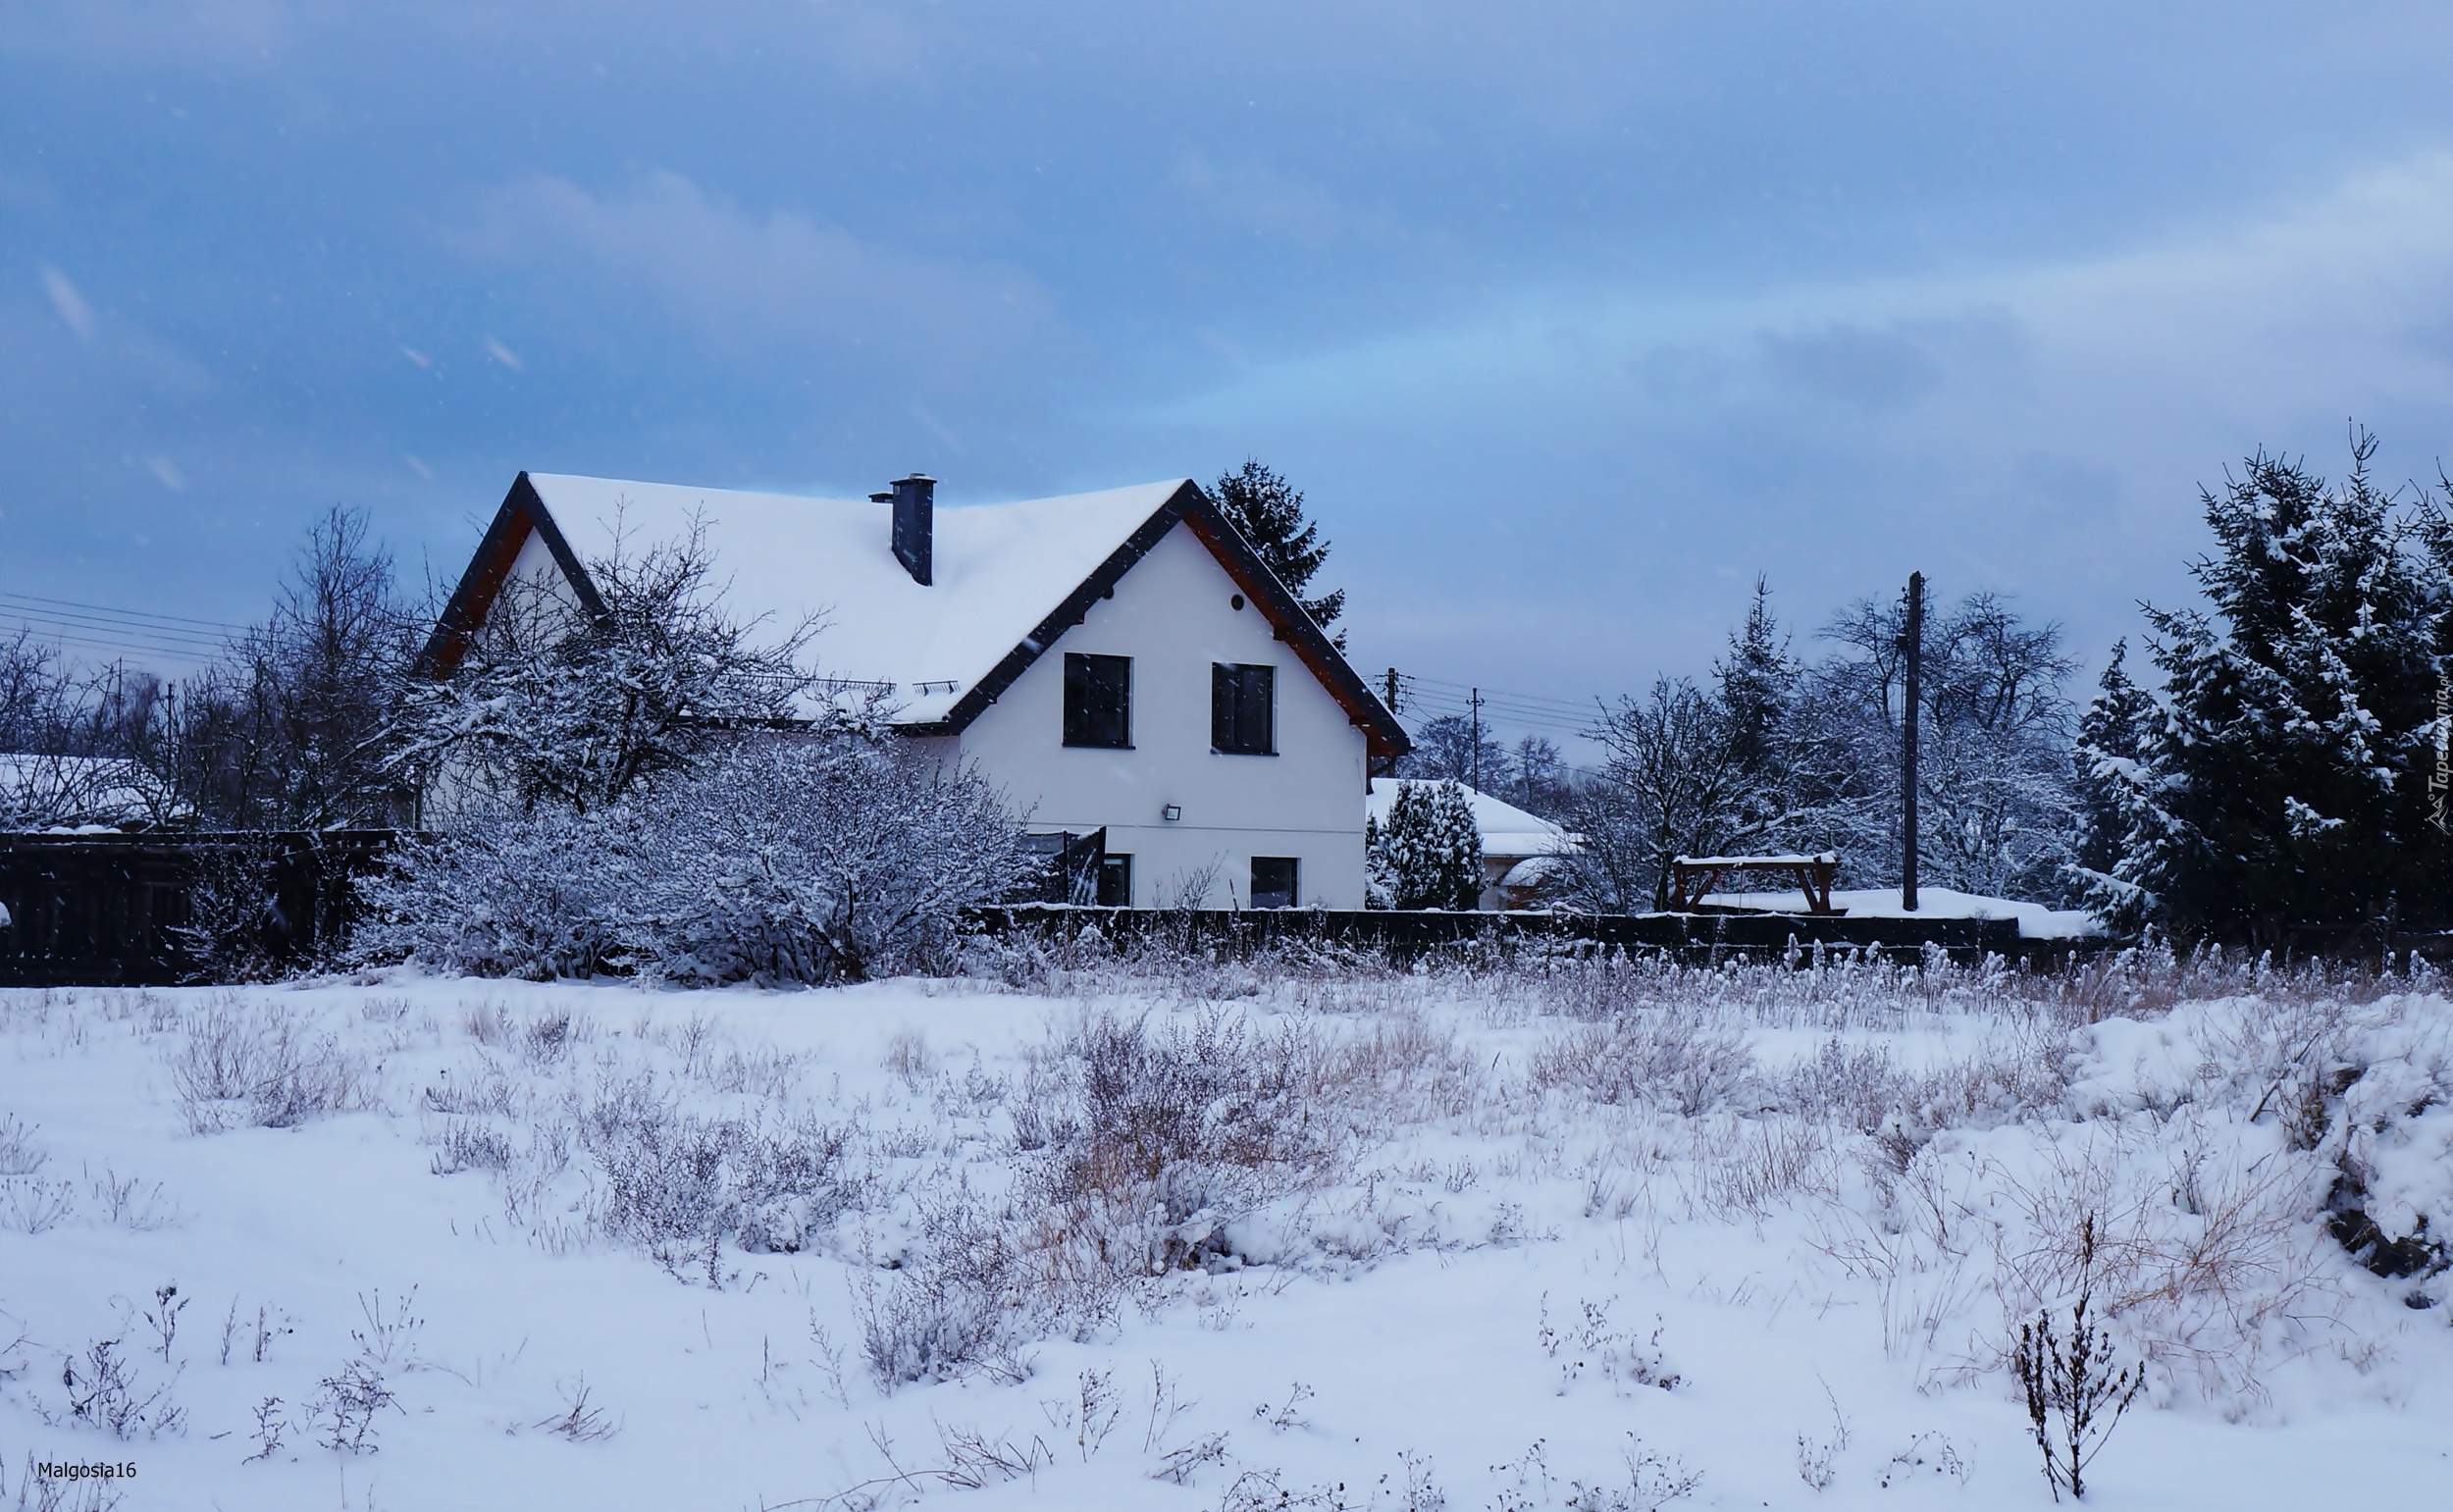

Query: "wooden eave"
left=419, top=473, right=1410, bottom=761
left=904, top=481, right=1412, bottom=761
left=413, top=472, right=606, bottom=678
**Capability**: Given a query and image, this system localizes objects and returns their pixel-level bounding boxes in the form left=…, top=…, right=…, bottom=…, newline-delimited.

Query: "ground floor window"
left=1097, top=853, right=1132, bottom=907
left=1249, top=856, right=1299, bottom=910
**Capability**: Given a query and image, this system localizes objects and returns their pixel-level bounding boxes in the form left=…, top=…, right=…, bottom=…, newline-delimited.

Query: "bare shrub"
left=56, top=1334, right=183, bottom=1439
left=428, top=1120, right=515, bottom=1174
left=857, top=1186, right=1033, bottom=1389
left=535, top=1377, right=619, bottom=1442
left=883, top=1027, right=931, bottom=1080
left=420, top=1053, right=520, bottom=1117
left=579, top=1079, right=858, bottom=1276
left=1696, top=1117, right=1835, bottom=1217
left=1563, top=1433, right=1699, bottom=1511
left=2015, top=1219, right=2146, bottom=1502
left=1987, top=1127, right=2329, bottom=1404
left=1017, top=1008, right=1336, bottom=1287
left=171, top=832, right=302, bottom=983
left=168, top=1005, right=378, bottom=1133
left=1, top=1177, right=75, bottom=1235
left=311, top=1358, right=396, bottom=1453
left=1538, top=1295, right=1681, bottom=1395
left=0, top=1115, right=45, bottom=1175
left=81, top=1168, right=177, bottom=1231
left=1530, top=1011, right=1756, bottom=1116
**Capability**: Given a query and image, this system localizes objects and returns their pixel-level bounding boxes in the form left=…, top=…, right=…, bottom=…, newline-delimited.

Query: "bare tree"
left=389, top=516, right=818, bottom=817
left=160, top=505, right=418, bottom=828
left=1580, top=677, right=1761, bottom=911
left=1782, top=587, right=2075, bottom=897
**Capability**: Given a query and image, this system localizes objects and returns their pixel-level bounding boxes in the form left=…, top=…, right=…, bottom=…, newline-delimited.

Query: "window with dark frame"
left=1211, top=662, right=1277, bottom=755
left=1249, top=856, right=1299, bottom=910
left=1096, top=853, right=1132, bottom=907
left=1063, top=652, right=1132, bottom=748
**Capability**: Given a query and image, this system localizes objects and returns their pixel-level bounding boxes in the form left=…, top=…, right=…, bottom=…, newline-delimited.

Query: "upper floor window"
left=1063, top=652, right=1132, bottom=748
left=1211, top=662, right=1276, bottom=755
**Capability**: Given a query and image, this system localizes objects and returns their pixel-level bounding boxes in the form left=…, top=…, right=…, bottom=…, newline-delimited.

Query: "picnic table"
left=1670, top=853, right=1841, bottom=915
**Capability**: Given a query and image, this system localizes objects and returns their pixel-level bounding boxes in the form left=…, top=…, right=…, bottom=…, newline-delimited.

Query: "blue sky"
left=8, top=2, right=2453, bottom=744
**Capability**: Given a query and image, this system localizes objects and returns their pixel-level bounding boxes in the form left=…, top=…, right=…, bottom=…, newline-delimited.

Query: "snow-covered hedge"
left=356, top=734, right=1031, bottom=984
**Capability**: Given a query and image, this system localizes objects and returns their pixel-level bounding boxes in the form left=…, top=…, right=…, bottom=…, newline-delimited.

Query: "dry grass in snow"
left=0, top=944, right=2447, bottom=1509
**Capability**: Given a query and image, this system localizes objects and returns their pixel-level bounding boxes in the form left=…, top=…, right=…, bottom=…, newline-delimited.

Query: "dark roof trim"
left=414, top=473, right=606, bottom=678
left=424, top=473, right=1409, bottom=760
left=903, top=481, right=1411, bottom=760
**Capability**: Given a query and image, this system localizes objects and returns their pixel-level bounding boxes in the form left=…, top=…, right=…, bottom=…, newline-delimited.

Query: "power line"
left=0, top=591, right=249, bottom=634
left=0, top=609, right=233, bottom=654
left=0, top=591, right=254, bottom=668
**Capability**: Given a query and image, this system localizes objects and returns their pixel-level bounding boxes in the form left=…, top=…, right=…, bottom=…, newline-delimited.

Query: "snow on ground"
left=1713, top=888, right=2101, bottom=939
left=1, top=952, right=2448, bottom=1511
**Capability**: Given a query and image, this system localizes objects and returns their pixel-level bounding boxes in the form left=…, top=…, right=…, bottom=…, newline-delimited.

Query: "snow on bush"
left=1367, top=778, right=1482, bottom=910
left=356, top=733, right=1030, bottom=983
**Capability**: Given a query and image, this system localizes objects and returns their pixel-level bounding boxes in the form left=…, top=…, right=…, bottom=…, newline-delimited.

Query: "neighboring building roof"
left=1366, top=779, right=1573, bottom=860
left=1713, top=886, right=2102, bottom=939
left=421, top=472, right=1410, bottom=759
left=0, top=754, right=176, bottom=828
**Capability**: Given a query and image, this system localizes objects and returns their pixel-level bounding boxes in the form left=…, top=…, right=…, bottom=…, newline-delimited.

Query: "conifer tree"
left=1715, top=575, right=1796, bottom=834
left=1368, top=779, right=1483, bottom=909
left=2069, top=640, right=2157, bottom=922
left=2106, top=435, right=2453, bottom=943
left=1209, top=460, right=1345, bottom=642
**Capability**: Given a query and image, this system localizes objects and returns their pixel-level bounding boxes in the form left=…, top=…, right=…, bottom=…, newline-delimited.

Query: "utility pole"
left=1469, top=687, right=1484, bottom=792
left=1383, top=667, right=1402, bottom=717
left=1900, top=571, right=1923, bottom=913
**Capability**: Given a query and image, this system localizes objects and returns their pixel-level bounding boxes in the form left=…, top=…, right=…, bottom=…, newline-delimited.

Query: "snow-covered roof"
left=1674, top=854, right=1836, bottom=867
left=0, top=754, right=173, bottom=828
left=423, top=471, right=1413, bottom=757
left=1714, top=886, right=2102, bottom=940
left=522, top=474, right=1186, bottom=725
left=1367, top=779, right=1573, bottom=860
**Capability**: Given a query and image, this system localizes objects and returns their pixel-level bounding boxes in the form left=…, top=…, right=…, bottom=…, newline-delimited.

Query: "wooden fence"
left=965, top=903, right=2100, bottom=967
left=0, top=830, right=401, bottom=986
left=27, top=833, right=2440, bottom=985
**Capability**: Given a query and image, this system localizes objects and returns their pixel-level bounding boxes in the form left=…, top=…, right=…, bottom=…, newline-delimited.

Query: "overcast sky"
left=8, top=2, right=2453, bottom=746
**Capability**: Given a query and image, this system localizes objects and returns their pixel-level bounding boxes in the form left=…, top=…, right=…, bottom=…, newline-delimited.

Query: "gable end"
left=909, top=481, right=1410, bottom=760
left=414, top=472, right=606, bottom=678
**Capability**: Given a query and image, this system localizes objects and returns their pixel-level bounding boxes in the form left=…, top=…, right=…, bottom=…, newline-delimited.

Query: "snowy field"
left=2, top=947, right=2449, bottom=1511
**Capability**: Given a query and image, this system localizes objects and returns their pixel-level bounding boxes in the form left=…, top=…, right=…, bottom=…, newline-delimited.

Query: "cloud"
left=39, top=265, right=93, bottom=339
left=143, top=454, right=184, bottom=491
left=483, top=336, right=523, bottom=371
left=1122, top=150, right=2453, bottom=686
left=1168, top=155, right=1388, bottom=248
left=0, top=0, right=302, bottom=67
left=447, top=170, right=1065, bottom=386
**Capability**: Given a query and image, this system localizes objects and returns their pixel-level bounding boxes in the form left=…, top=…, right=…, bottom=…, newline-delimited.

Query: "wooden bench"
left=1670, top=853, right=1841, bottom=915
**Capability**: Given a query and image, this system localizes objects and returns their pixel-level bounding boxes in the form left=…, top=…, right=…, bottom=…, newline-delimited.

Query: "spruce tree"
left=2109, top=435, right=2452, bottom=943
left=1369, top=779, right=1484, bottom=909
left=1209, top=460, right=1346, bottom=642
left=1714, top=576, right=1796, bottom=836
left=2069, top=640, right=2156, bottom=922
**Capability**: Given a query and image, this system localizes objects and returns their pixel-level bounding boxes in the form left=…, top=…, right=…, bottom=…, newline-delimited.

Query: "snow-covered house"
left=1366, top=779, right=1575, bottom=910
left=421, top=472, right=1409, bottom=908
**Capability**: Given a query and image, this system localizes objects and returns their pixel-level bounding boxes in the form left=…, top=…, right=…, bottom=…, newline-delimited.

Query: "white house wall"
left=952, top=522, right=1371, bottom=909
